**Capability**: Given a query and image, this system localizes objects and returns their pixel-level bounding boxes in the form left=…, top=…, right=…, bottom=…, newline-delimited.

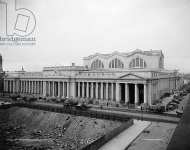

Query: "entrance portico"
left=118, top=82, right=147, bottom=105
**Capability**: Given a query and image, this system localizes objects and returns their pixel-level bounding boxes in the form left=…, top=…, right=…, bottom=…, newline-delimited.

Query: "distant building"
left=3, top=49, right=183, bottom=105
left=183, top=74, right=190, bottom=84
left=0, top=54, right=4, bottom=93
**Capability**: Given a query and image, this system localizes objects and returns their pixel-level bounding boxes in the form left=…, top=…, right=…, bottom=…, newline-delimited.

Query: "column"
left=115, top=83, right=120, bottom=102
left=67, top=82, right=69, bottom=98
left=41, top=81, right=43, bottom=95
left=6, top=80, right=8, bottom=92
left=77, top=82, right=80, bottom=98
left=39, top=81, right=41, bottom=95
left=47, top=81, right=51, bottom=97
left=29, top=81, right=31, bottom=94
left=15, top=80, right=18, bottom=93
left=125, top=83, right=129, bottom=103
left=148, top=82, right=152, bottom=105
left=33, top=81, right=36, bottom=94
left=58, top=81, right=60, bottom=97
left=39, top=81, right=41, bottom=94
left=3, top=80, right=6, bottom=92
left=62, top=82, right=65, bottom=98
left=5, top=80, right=7, bottom=92
left=22, top=81, right=24, bottom=93
left=12, top=80, right=15, bottom=93
left=21, top=81, right=23, bottom=93
left=34, top=81, right=36, bottom=94
left=70, top=81, right=76, bottom=98
left=43, top=81, right=46, bottom=97
left=50, top=81, right=52, bottom=97
left=38, top=81, right=40, bottom=94
left=7, top=80, right=9, bottom=92
left=111, top=83, right=114, bottom=101
left=82, top=82, right=85, bottom=98
left=36, top=81, right=38, bottom=94
left=30, top=81, right=32, bottom=94
left=28, top=81, right=30, bottom=94
left=86, top=82, right=89, bottom=98
left=9, top=81, right=11, bottom=93
left=106, top=82, right=108, bottom=100
left=6, top=81, right=8, bottom=93
left=96, top=82, right=98, bottom=99
left=16, top=80, right=18, bottom=93
left=91, top=82, right=94, bottom=99
left=135, top=84, right=139, bottom=104
left=35, top=81, right=38, bottom=94
left=52, top=81, right=55, bottom=97
left=26, top=81, right=28, bottom=93
left=25, top=81, right=27, bottom=93
left=38, top=81, right=41, bottom=95
left=12, top=81, right=14, bottom=93
left=36, top=81, right=39, bottom=94
left=5, top=80, right=8, bottom=92
left=23, top=81, right=25, bottom=93
left=4, top=80, right=6, bottom=92
left=100, top=82, right=103, bottom=99
left=144, top=84, right=147, bottom=104
left=31, top=81, right=33, bottom=94
left=8, top=81, right=10, bottom=93
left=27, top=81, right=29, bottom=94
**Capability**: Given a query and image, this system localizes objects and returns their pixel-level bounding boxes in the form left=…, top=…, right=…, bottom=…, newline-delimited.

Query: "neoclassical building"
left=3, top=50, right=183, bottom=105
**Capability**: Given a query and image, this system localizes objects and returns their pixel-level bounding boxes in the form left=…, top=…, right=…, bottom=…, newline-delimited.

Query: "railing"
left=14, top=102, right=131, bottom=122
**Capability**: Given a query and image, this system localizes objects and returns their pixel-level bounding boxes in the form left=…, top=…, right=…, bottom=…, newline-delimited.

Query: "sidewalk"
left=99, top=120, right=151, bottom=150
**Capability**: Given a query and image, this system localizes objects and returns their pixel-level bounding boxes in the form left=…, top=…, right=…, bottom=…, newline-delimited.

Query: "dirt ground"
left=127, top=122, right=177, bottom=150
left=0, top=107, right=122, bottom=150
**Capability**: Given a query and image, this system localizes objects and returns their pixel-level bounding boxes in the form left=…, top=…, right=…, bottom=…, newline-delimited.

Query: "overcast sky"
left=0, top=0, right=190, bottom=73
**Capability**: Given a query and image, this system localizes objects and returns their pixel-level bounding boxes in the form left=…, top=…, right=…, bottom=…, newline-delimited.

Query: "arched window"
left=129, top=57, right=147, bottom=68
left=91, top=59, right=104, bottom=69
left=109, top=58, right=124, bottom=68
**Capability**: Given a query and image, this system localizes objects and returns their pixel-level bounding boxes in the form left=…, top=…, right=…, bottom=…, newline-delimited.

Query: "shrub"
left=160, top=92, right=170, bottom=99
left=28, top=97, right=37, bottom=102
left=95, top=100, right=99, bottom=105
left=88, top=99, right=94, bottom=104
left=115, top=103, right=119, bottom=107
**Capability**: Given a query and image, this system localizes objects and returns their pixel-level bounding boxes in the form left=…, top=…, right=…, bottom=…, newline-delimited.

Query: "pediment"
left=119, top=73, right=145, bottom=80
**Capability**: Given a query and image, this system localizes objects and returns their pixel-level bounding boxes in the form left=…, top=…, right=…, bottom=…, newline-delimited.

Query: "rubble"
left=0, top=107, right=122, bottom=149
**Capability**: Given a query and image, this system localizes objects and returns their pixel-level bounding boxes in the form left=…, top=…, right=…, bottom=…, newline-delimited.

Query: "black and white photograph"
left=0, top=0, right=190, bottom=149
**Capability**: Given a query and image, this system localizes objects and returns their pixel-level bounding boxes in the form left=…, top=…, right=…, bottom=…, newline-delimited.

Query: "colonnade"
left=4, top=79, right=148, bottom=105
left=4, top=80, right=44, bottom=96
left=76, top=82, right=147, bottom=104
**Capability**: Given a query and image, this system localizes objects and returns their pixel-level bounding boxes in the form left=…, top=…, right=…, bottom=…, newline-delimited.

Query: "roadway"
left=0, top=97, right=180, bottom=124
left=33, top=101, right=180, bottom=124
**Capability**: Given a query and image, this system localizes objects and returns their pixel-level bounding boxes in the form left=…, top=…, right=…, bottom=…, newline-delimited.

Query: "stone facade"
left=3, top=50, right=183, bottom=106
